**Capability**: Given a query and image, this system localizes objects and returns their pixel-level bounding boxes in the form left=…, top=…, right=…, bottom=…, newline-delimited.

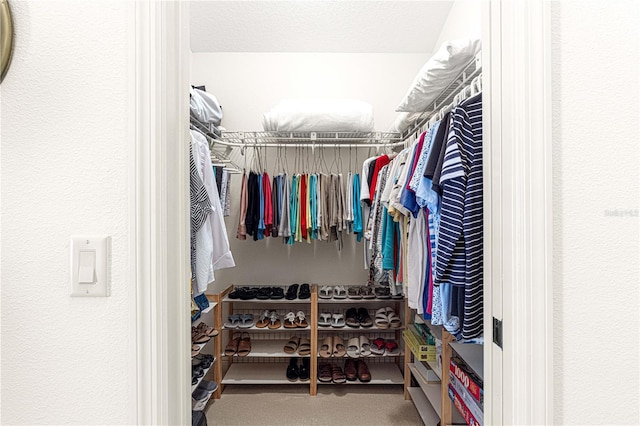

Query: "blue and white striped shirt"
left=434, top=93, right=483, bottom=340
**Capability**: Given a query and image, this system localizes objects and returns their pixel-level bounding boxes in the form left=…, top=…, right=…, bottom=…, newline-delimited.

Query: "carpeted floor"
left=205, top=385, right=422, bottom=425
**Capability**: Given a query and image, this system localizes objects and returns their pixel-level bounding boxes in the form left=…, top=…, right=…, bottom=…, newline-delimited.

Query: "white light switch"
left=71, top=235, right=110, bottom=297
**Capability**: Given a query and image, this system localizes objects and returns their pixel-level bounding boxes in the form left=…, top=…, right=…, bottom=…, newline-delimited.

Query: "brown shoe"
left=344, top=359, right=357, bottom=381
left=331, top=365, right=346, bottom=384
left=318, top=363, right=332, bottom=382
left=356, top=360, right=371, bottom=382
left=224, top=332, right=241, bottom=356
left=237, top=332, right=252, bottom=357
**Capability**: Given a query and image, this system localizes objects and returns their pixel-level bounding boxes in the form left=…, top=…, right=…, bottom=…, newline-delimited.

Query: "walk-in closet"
left=187, top=2, right=485, bottom=425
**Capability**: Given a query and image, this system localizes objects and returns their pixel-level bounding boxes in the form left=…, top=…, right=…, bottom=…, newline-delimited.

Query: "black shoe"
left=299, top=358, right=310, bottom=381
left=286, top=358, right=299, bottom=382
left=298, top=283, right=311, bottom=299
left=285, top=284, right=299, bottom=300
left=256, top=287, right=272, bottom=300
left=271, top=287, right=285, bottom=299
left=240, top=287, right=258, bottom=300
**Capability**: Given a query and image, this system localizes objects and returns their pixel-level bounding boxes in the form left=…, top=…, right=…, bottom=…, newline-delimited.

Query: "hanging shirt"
left=352, top=173, right=363, bottom=241
left=435, top=93, right=483, bottom=340
left=263, top=172, right=273, bottom=237
left=257, top=173, right=265, bottom=240
left=279, top=173, right=291, bottom=241
left=236, top=172, right=248, bottom=240
left=189, top=143, right=213, bottom=294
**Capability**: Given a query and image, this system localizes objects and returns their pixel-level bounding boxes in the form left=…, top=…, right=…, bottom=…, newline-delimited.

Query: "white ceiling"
left=190, top=1, right=453, bottom=53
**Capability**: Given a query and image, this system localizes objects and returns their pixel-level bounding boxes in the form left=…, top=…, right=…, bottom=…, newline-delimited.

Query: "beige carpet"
left=206, top=385, right=423, bottom=426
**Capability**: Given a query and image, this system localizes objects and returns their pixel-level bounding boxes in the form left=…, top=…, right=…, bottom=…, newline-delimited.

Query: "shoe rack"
left=218, top=284, right=318, bottom=395
left=403, top=305, right=484, bottom=425
left=191, top=293, right=221, bottom=408
left=216, top=284, right=407, bottom=396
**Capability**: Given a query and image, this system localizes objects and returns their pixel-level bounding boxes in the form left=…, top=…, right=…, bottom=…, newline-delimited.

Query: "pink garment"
left=263, top=173, right=273, bottom=237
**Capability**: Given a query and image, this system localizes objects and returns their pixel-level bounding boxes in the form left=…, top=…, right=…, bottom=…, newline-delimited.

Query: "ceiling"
left=190, top=1, right=453, bottom=53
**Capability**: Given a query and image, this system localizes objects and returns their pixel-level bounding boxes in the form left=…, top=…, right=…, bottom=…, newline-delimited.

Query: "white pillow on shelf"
left=396, top=38, right=481, bottom=113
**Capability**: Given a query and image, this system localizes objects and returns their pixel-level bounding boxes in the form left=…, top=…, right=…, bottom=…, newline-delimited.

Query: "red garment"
left=300, top=174, right=307, bottom=239
left=368, top=155, right=390, bottom=201
left=263, top=173, right=273, bottom=237
left=406, top=131, right=426, bottom=192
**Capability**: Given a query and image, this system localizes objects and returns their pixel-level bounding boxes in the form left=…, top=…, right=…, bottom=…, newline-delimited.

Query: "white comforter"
left=262, top=98, right=375, bottom=132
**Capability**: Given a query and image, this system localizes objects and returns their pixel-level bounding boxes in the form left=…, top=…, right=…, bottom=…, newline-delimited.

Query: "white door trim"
left=132, top=2, right=190, bottom=424
left=484, top=0, right=554, bottom=424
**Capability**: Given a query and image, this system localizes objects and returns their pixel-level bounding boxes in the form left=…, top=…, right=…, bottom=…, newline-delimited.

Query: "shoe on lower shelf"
left=286, top=357, right=299, bottom=382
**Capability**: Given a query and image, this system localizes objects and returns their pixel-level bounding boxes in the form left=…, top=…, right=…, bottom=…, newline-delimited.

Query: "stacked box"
left=402, top=329, right=436, bottom=361
left=448, top=385, right=482, bottom=426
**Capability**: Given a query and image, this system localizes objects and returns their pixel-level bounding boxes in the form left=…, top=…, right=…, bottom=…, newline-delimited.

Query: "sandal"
left=255, top=310, right=270, bottom=328
left=256, top=287, right=272, bottom=300
left=224, top=332, right=241, bottom=356
left=295, top=311, right=308, bottom=328
left=345, top=308, right=360, bottom=328
left=318, top=336, right=333, bottom=358
left=333, top=285, right=347, bottom=299
left=239, top=287, right=258, bottom=300
left=268, top=311, right=281, bottom=329
left=333, top=336, right=346, bottom=357
left=374, top=308, right=390, bottom=329
left=318, top=312, right=332, bottom=327
left=347, top=286, right=362, bottom=299
left=228, top=287, right=247, bottom=299
left=299, top=358, right=310, bottom=381
left=331, top=313, right=345, bottom=328
left=331, top=365, right=346, bottom=384
left=346, top=337, right=360, bottom=358
left=283, top=336, right=300, bottom=354
left=271, top=287, right=285, bottom=299
left=319, top=285, right=333, bottom=299
left=361, top=286, right=376, bottom=299
left=374, top=286, right=391, bottom=299
left=384, top=340, right=400, bottom=356
left=284, top=312, right=298, bottom=329
left=285, top=284, right=299, bottom=300
left=223, top=314, right=241, bottom=329
left=298, top=283, right=311, bottom=299
left=297, top=337, right=311, bottom=356
left=387, top=308, right=401, bottom=329
left=357, top=308, right=373, bottom=328
left=196, top=322, right=218, bottom=337
left=318, top=363, right=332, bottom=382
left=238, top=313, right=255, bottom=329
left=237, top=332, right=251, bottom=356
left=359, top=335, right=371, bottom=356
left=371, top=337, right=385, bottom=355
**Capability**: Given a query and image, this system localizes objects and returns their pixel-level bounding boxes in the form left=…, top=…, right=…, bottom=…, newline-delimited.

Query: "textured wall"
left=552, top=1, right=640, bottom=424
left=0, top=1, right=135, bottom=424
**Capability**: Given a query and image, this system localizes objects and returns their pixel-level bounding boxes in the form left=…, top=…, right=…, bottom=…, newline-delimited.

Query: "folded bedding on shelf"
left=190, top=87, right=223, bottom=126
left=262, top=98, right=375, bottom=132
left=396, top=38, right=481, bottom=113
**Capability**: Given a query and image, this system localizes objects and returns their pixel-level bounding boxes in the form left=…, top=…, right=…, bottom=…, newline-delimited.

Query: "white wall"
left=551, top=1, right=640, bottom=424
left=0, top=1, right=135, bottom=424
left=191, top=52, right=430, bottom=130
left=191, top=52, right=431, bottom=293
left=434, top=0, right=482, bottom=49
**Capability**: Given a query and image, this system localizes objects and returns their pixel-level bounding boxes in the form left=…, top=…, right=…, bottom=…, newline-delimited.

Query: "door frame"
left=132, top=1, right=554, bottom=424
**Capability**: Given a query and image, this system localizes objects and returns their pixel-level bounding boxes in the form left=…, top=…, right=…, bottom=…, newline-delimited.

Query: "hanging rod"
left=219, top=131, right=404, bottom=149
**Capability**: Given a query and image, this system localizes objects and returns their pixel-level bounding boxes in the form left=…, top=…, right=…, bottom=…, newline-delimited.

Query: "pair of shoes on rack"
left=286, top=283, right=311, bottom=300
left=283, top=336, right=311, bottom=355
left=318, top=285, right=347, bottom=299
left=318, top=336, right=346, bottom=358
left=224, top=313, right=256, bottom=329
left=318, top=363, right=346, bottom=384
left=346, top=336, right=372, bottom=358
left=224, top=332, right=251, bottom=356
left=345, top=308, right=373, bottom=328
left=287, top=358, right=310, bottom=382
left=256, top=286, right=285, bottom=300
left=373, top=307, right=401, bottom=329
left=344, top=359, right=371, bottom=382
left=255, top=310, right=283, bottom=329
left=283, top=311, right=309, bottom=328
left=370, top=338, right=400, bottom=356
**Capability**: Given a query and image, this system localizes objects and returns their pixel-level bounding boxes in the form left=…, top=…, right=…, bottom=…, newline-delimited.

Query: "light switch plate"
left=70, top=235, right=110, bottom=297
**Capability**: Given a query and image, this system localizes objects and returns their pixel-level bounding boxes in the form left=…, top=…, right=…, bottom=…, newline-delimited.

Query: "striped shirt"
left=435, top=93, right=483, bottom=339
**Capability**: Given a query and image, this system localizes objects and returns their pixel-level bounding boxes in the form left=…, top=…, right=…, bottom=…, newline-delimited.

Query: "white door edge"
left=132, top=2, right=190, bottom=425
